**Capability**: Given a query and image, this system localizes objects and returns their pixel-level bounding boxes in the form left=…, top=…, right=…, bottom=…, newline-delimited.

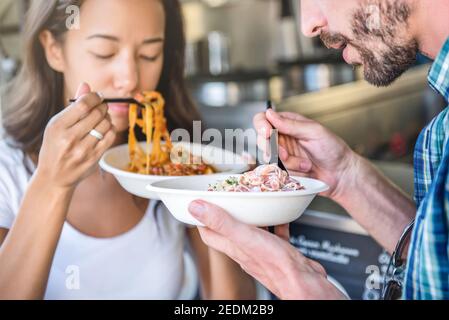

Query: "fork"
left=266, top=100, right=288, bottom=172
left=69, top=97, right=146, bottom=109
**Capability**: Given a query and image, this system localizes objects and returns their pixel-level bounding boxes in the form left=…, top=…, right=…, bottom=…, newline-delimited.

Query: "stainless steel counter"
left=302, top=160, right=414, bottom=231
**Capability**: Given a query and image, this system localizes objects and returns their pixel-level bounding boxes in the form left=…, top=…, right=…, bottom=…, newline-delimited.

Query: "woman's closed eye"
left=140, top=53, right=161, bottom=62
left=89, top=51, right=160, bottom=62
left=89, top=51, right=116, bottom=60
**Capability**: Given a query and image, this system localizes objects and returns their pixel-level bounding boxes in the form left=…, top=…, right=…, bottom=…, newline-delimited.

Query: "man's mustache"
left=320, top=32, right=350, bottom=49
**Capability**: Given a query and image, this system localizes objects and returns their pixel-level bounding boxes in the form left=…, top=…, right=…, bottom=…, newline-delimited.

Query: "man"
left=188, top=0, right=449, bottom=299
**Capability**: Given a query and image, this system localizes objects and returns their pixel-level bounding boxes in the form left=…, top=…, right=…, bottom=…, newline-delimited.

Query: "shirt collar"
left=428, top=37, right=449, bottom=102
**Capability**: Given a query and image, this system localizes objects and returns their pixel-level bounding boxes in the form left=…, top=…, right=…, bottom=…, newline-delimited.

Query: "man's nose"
left=300, top=0, right=327, bottom=38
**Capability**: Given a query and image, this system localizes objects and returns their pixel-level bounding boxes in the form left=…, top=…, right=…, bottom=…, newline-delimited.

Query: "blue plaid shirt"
left=404, top=37, right=449, bottom=299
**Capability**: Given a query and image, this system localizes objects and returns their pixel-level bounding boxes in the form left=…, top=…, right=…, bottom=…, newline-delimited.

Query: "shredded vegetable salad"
left=208, top=164, right=305, bottom=192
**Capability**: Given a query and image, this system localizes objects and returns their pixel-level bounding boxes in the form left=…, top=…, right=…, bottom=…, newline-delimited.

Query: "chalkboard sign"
left=271, top=213, right=390, bottom=300
left=285, top=221, right=390, bottom=300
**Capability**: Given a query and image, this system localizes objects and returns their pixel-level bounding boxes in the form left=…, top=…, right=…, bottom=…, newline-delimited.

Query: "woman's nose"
left=114, top=55, right=139, bottom=96
left=300, top=0, right=328, bottom=38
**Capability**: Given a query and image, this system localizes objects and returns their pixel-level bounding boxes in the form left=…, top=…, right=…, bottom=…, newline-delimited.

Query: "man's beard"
left=320, top=0, right=418, bottom=87
left=357, top=42, right=418, bottom=87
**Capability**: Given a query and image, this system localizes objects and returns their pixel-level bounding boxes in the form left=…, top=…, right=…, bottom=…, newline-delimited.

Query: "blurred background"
left=0, top=0, right=447, bottom=300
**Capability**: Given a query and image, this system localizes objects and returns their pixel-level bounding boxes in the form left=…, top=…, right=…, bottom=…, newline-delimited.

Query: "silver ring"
left=89, top=129, right=104, bottom=141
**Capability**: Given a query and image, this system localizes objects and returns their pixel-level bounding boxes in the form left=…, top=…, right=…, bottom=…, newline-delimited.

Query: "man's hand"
left=188, top=200, right=347, bottom=300
left=254, top=109, right=359, bottom=200
left=254, top=109, right=415, bottom=252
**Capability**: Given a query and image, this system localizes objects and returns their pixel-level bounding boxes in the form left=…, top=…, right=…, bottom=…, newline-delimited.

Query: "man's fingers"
left=254, top=111, right=312, bottom=139
left=253, top=112, right=272, bottom=139
left=274, top=224, right=290, bottom=242
left=266, top=109, right=318, bottom=140
left=285, top=135, right=301, bottom=157
left=257, top=134, right=270, bottom=154
left=308, top=259, right=327, bottom=277
left=188, top=200, right=266, bottom=251
left=196, top=227, right=243, bottom=262
left=257, top=134, right=291, bottom=162
left=279, top=146, right=313, bottom=172
left=278, top=134, right=301, bottom=158
left=277, top=111, right=310, bottom=121
left=284, top=170, right=310, bottom=178
left=189, top=200, right=249, bottom=239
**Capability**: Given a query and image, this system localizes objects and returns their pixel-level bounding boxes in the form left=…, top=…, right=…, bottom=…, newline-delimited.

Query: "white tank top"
left=0, top=139, right=198, bottom=299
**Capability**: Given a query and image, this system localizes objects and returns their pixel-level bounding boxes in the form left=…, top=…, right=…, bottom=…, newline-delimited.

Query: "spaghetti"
left=127, top=91, right=215, bottom=176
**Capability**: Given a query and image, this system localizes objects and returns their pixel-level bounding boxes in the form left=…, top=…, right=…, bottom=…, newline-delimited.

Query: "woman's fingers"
left=37, top=83, right=116, bottom=189
left=80, top=114, right=113, bottom=149
left=70, top=102, right=108, bottom=138
left=74, top=128, right=116, bottom=178
left=93, top=126, right=117, bottom=158
left=75, top=82, right=91, bottom=98
left=60, top=92, right=105, bottom=128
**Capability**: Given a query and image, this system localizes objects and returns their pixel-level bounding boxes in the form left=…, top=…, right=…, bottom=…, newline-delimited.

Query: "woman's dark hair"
left=2, top=0, right=200, bottom=158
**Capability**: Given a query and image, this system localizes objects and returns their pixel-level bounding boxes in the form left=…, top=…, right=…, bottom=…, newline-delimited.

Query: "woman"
left=0, top=0, right=256, bottom=299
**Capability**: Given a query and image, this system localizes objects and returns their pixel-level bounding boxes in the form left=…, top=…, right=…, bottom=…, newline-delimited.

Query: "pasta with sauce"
left=127, top=91, right=215, bottom=176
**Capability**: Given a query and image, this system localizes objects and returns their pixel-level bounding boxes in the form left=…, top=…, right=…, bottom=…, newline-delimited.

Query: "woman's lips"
left=107, top=103, right=129, bottom=115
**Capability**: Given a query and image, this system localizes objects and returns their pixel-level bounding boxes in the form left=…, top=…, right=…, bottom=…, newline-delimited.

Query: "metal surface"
left=191, top=79, right=270, bottom=107
left=298, top=210, right=369, bottom=235
left=299, top=160, right=414, bottom=232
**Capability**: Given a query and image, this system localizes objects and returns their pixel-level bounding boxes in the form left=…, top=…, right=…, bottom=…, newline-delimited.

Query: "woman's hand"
left=188, top=200, right=347, bottom=300
left=36, top=83, right=116, bottom=190
left=254, top=109, right=359, bottom=200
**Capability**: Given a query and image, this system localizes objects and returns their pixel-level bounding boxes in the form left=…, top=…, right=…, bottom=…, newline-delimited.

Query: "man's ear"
left=39, top=30, right=65, bottom=72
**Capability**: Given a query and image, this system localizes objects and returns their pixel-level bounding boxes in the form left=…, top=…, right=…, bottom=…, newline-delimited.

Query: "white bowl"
left=146, top=174, right=329, bottom=227
left=99, top=142, right=250, bottom=199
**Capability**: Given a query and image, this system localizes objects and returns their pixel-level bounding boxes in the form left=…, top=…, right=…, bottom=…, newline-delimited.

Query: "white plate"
left=99, top=142, right=250, bottom=199
left=146, top=174, right=329, bottom=227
